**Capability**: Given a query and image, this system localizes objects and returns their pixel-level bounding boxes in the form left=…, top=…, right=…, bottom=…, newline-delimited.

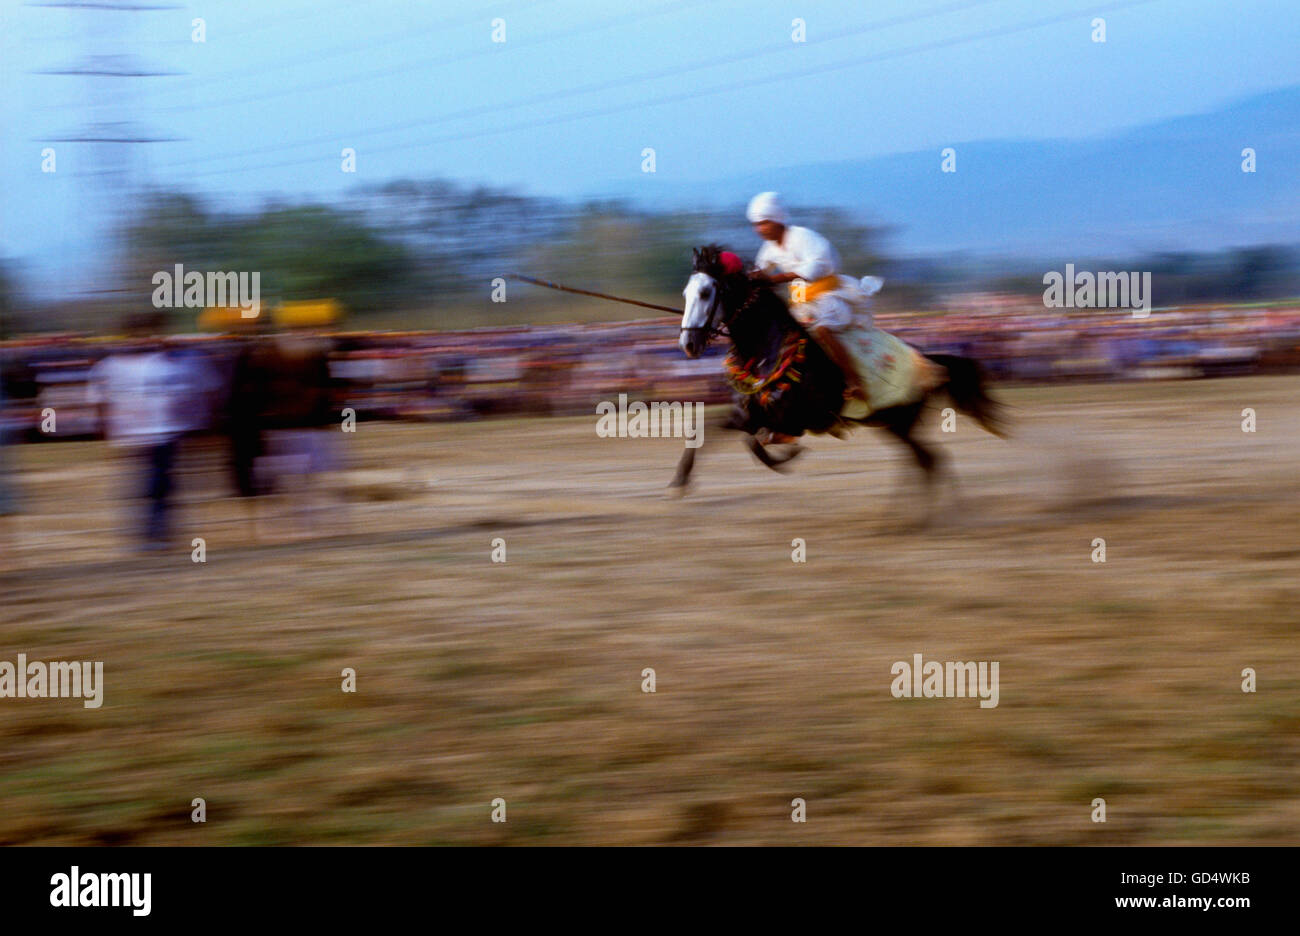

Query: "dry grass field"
left=1, top=376, right=1297, bottom=845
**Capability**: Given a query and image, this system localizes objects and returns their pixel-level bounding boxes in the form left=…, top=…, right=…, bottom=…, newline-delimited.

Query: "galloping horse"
left=672, top=245, right=1004, bottom=509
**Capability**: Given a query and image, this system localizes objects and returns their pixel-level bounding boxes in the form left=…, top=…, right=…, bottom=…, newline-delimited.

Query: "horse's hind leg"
left=904, top=439, right=944, bottom=528
left=880, top=403, right=945, bottom=526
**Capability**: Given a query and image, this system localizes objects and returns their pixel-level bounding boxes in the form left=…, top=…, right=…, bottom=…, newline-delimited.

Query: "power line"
left=27, top=2, right=179, bottom=9
left=160, top=0, right=1005, bottom=170
left=205, top=0, right=365, bottom=41
left=50, top=132, right=180, bottom=141
left=154, top=0, right=724, bottom=114
left=39, top=63, right=181, bottom=76
left=173, top=0, right=1161, bottom=182
left=150, top=0, right=559, bottom=100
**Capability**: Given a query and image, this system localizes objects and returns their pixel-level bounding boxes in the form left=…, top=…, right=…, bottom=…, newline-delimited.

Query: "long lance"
left=508, top=273, right=680, bottom=318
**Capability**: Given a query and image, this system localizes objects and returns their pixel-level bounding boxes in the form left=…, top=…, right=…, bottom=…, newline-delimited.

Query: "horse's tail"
left=927, top=353, right=1007, bottom=438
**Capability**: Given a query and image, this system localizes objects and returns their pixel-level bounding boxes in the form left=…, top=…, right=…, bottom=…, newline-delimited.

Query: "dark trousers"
left=140, top=439, right=178, bottom=546
left=0, top=427, right=16, bottom=516
left=230, top=428, right=263, bottom=498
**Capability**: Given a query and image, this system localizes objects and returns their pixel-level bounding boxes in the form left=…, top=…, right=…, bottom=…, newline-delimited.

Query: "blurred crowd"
left=4, top=296, right=1298, bottom=439
left=891, top=295, right=1300, bottom=382
left=2, top=297, right=1298, bottom=550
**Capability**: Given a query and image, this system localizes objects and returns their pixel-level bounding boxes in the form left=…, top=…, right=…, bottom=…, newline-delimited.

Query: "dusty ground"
left=0, top=376, right=1297, bottom=845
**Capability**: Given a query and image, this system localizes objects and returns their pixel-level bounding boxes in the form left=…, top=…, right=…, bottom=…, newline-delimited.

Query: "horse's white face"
left=680, top=271, right=719, bottom=358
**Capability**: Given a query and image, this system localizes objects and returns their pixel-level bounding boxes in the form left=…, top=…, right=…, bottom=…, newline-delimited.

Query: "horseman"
left=745, top=191, right=874, bottom=407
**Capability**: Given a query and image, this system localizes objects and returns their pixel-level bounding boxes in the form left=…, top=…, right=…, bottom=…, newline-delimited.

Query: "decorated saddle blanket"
left=837, top=324, right=940, bottom=420
left=725, top=327, right=939, bottom=420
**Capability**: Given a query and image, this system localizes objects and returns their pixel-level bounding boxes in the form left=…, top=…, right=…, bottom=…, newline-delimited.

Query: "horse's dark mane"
left=690, top=244, right=727, bottom=275
left=691, top=244, right=807, bottom=361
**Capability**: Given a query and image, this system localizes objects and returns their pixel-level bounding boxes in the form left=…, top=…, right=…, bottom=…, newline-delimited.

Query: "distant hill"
left=636, top=86, right=1300, bottom=259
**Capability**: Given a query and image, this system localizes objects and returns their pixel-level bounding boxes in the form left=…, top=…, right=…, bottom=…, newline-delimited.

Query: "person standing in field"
left=86, top=313, right=213, bottom=551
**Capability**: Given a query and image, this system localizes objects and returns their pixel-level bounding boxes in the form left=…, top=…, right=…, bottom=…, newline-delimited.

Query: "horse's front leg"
left=743, top=433, right=805, bottom=472
left=668, top=445, right=696, bottom=492
left=742, top=403, right=805, bottom=473
left=668, top=402, right=744, bottom=494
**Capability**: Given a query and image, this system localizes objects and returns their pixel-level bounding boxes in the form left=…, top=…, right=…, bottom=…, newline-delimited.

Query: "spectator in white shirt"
left=86, top=314, right=212, bottom=550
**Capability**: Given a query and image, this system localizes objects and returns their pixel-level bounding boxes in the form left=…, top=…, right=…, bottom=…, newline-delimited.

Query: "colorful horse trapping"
left=724, top=334, right=807, bottom=407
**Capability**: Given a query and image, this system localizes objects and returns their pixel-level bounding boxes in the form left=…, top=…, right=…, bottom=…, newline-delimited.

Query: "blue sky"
left=4, top=0, right=1300, bottom=294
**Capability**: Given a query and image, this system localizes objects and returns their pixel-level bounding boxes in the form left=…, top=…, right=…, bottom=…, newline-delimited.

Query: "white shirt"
left=755, top=225, right=840, bottom=281
left=86, top=351, right=195, bottom=446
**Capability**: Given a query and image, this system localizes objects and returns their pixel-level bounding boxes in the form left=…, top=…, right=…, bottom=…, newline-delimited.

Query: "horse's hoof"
left=769, top=443, right=806, bottom=468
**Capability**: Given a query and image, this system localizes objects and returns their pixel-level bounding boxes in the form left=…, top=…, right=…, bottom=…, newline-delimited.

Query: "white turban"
left=746, top=191, right=786, bottom=224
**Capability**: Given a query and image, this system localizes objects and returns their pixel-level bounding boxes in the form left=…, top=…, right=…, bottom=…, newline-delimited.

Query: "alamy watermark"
left=50, top=867, right=150, bottom=916
left=596, top=393, right=704, bottom=448
left=152, top=264, right=261, bottom=318
left=0, top=654, right=103, bottom=708
left=890, top=653, right=999, bottom=708
left=1043, top=263, right=1151, bottom=318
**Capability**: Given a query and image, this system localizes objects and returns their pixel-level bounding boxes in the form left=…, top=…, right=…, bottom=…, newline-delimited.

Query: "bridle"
left=681, top=273, right=759, bottom=346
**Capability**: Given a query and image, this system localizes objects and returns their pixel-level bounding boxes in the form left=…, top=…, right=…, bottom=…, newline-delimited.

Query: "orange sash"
left=788, top=275, right=839, bottom=304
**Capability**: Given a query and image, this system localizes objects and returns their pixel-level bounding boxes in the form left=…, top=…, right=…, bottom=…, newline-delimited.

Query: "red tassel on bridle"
left=718, top=251, right=745, bottom=276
